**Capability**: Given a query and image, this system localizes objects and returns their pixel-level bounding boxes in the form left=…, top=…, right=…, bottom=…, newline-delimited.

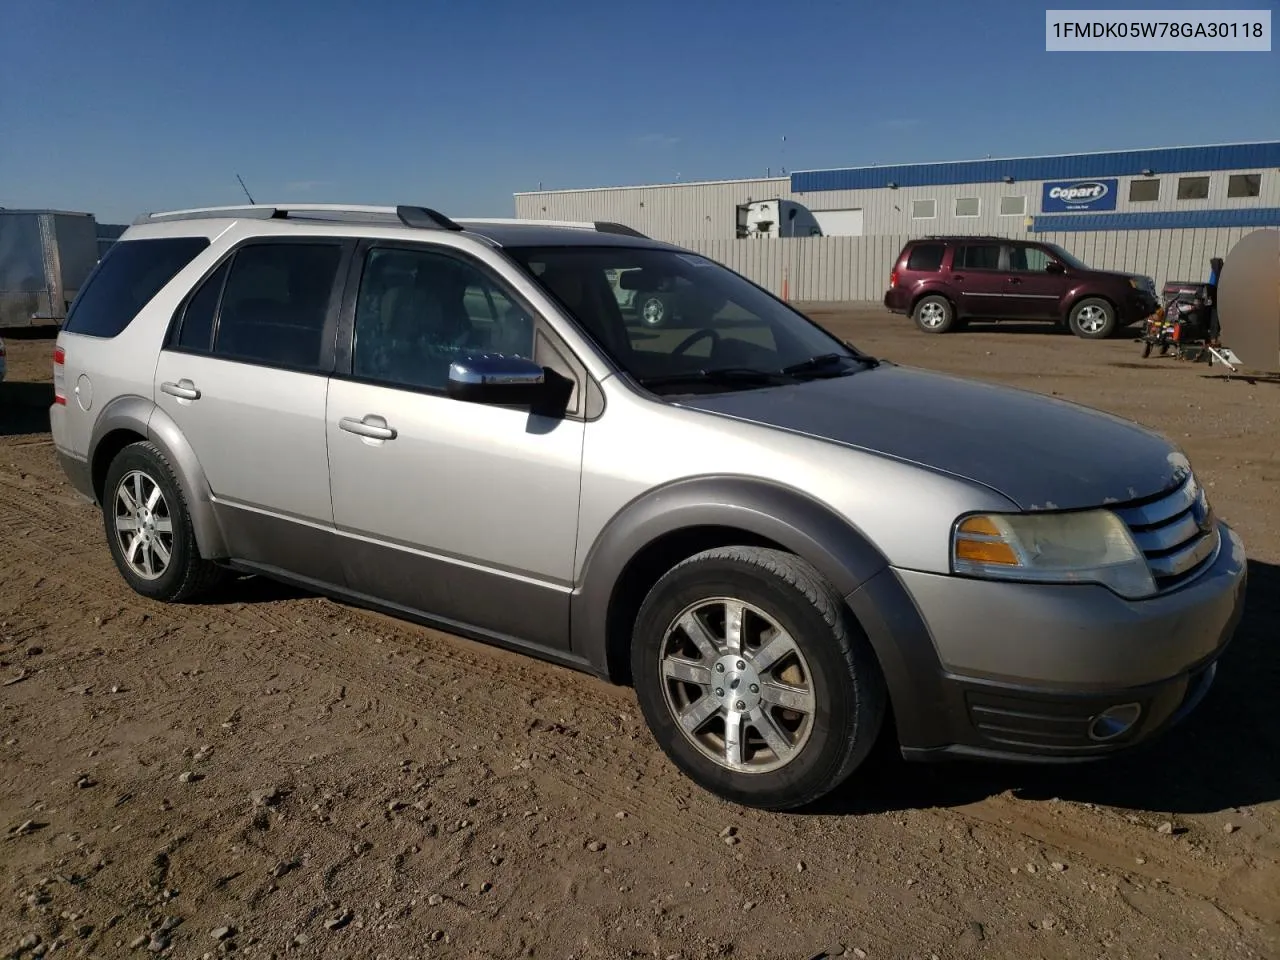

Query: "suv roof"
left=914, top=235, right=1023, bottom=243
left=128, top=203, right=666, bottom=250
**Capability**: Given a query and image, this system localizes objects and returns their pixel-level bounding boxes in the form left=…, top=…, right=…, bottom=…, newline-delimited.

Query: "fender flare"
left=89, top=396, right=228, bottom=558
left=570, top=475, right=890, bottom=680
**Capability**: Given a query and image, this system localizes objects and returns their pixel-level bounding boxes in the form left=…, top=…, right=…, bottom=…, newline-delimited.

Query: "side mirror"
left=447, top=354, right=547, bottom=407
left=1045, top=260, right=1066, bottom=274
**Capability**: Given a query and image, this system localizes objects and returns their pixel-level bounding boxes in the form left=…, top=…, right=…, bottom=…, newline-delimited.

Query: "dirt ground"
left=1, top=307, right=1278, bottom=960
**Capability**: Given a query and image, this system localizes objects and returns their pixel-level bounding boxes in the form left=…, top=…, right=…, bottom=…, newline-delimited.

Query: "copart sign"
left=1041, top=178, right=1119, bottom=213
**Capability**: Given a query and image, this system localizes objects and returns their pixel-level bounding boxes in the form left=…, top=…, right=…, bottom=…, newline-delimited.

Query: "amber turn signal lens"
left=957, top=515, right=1002, bottom=537
left=954, top=538, right=1019, bottom=565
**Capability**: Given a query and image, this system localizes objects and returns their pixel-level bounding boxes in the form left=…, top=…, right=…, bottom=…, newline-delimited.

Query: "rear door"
left=950, top=241, right=1010, bottom=317
left=1002, top=243, right=1070, bottom=319
left=153, top=238, right=353, bottom=582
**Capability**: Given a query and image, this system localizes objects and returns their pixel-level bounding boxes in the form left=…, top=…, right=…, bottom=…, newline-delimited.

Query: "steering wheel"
left=670, top=328, right=721, bottom=357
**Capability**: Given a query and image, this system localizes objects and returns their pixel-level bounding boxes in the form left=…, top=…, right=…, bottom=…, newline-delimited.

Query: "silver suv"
left=51, top=203, right=1247, bottom=810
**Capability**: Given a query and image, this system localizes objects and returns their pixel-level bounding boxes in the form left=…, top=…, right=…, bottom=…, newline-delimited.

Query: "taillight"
left=889, top=269, right=898, bottom=289
left=53, top=345, right=67, bottom=405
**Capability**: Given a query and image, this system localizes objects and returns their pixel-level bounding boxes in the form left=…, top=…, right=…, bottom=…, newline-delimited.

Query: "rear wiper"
left=639, top=367, right=798, bottom=389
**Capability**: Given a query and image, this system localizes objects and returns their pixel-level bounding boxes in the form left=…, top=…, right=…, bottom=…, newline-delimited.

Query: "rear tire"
left=102, top=441, right=226, bottom=602
left=631, top=546, right=886, bottom=811
left=912, top=295, right=955, bottom=334
left=1068, top=298, right=1116, bottom=339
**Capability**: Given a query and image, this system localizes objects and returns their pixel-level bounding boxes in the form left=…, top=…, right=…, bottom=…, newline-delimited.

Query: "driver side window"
left=1009, top=245, right=1054, bottom=272
left=352, top=247, right=535, bottom=392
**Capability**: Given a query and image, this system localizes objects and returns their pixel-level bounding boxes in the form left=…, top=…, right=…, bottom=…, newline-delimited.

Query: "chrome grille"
left=1112, top=474, right=1219, bottom=592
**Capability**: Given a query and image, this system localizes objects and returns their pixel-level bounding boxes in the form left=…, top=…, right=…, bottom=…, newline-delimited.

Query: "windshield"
left=1041, top=242, right=1091, bottom=271
left=504, top=245, right=872, bottom=393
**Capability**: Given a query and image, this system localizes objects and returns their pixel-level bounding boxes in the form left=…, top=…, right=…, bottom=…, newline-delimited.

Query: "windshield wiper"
left=639, top=367, right=798, bottom=390
left=781, top=350, right=878, bottom=377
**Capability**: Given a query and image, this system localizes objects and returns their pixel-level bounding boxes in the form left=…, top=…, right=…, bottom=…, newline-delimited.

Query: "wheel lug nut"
left=715, top=663, right=725, bottom=673
left=749, top=683, right=759, bottom=693
left=736, top=660, right=745, bottom=670
left=715, top=688, right=724, bottom=697
left=735, top=700, right=746, bottom=711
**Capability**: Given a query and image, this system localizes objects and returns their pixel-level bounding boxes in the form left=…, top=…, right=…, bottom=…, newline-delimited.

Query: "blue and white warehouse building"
left=514, top=141, right=1280, bottom=300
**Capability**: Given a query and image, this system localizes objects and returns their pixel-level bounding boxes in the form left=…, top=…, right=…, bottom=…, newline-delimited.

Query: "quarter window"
left=1129, top=178, right=1160, bottom=202
left=910, top=199, right=937, bottom=219
left=1177, top=176, right=1210, bottom=200
left=211, top=242, right=343, bottom=372
left=351, top=247, right=535, bottom=392
left=63, top=237, right=209, bottom=338
left=1227, top=173, right=1261, bottom=198
left=955, top=244, right=1003, bottom=270
left=905, top=243, right=945, bottom=272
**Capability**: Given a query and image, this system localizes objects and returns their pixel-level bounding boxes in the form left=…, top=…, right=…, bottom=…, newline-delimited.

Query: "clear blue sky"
left=2, top=0, right=1276, bottom=223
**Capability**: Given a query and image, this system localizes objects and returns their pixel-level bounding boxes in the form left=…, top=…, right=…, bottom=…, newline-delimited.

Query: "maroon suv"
left=883, top=236, right=1158, bottom=339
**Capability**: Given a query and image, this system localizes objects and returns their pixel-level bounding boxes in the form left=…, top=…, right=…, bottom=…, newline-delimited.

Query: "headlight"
left=952, top=510, right=1156, bottom=599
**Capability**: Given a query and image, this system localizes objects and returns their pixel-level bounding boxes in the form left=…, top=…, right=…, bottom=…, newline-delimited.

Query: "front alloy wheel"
left=660, top=597, right=816, bottom=774
left=632, top=546, right=886, bottom=810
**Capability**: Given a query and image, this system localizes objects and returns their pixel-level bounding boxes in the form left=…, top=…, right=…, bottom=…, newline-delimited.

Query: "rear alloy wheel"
left=631, top=546, right=886, bottom=810
left=102, top=441, right=226, bottom=602
left=1068, top=298, right=1117, bottom=339
left=912, top=295, right=955, bottom=334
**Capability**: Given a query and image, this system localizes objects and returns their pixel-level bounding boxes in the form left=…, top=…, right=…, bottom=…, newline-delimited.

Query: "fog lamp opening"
left=1088, top=703, right=1143, bottom=742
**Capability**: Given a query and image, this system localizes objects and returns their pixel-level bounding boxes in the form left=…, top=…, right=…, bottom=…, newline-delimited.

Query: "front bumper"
left=846, top=520, right=1247, bottom=761
left=1118, top=291, right=1159, bottom=324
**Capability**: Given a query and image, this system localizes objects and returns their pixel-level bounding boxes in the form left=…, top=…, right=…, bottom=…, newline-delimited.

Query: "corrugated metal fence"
left=685, top=227, right=1254, bottom=302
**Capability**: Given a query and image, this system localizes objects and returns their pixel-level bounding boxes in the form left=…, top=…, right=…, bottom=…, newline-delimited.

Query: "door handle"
left=1007, top=277, right=1023, bottom=284
left=161, top=379, right=200, bottom=400
left=951, top=274, right=965, bottom=282
left=339, top=415, right=397, bottom=441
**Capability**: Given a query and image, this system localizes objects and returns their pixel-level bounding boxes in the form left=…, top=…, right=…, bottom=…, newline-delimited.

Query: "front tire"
left=631, top=546, right=886, bottom=810
left=912, top=295, right=955, bottom=334
left=1068, top=298, right=1116, bottom=339
left=102, top=441, right=226, bottom=602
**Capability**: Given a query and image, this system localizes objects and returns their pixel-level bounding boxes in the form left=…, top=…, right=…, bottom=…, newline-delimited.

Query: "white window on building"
left=954, top=197, right=980, bottom=218
left=999, top=195, right=1026, bottom=217
left=1129, top=179, right=1160, bottom=202
left=1227, top=173, right=1261, bottom=198
left=1177, top=176, right=1210, bottom=200
left=911, top=199, right=937, bottom=220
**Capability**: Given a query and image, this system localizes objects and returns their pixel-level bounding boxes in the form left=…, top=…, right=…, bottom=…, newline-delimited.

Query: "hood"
left=676, top=364, right=1188, bottom=511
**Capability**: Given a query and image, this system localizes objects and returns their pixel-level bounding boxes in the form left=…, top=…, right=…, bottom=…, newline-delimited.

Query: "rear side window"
left=211, top=242, right=343, bottom=372
left=955, top=244, right=1003, bottom=270
left=63, top=237, right=209, bottom=338
left=905, top=244, right=945, bottom=272
left=172, top=259, right=231, bottom=352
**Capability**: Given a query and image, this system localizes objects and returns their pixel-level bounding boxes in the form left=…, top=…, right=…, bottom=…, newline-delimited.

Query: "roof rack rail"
left=459, top=217, right=650, bottom=239
left=922, top=234, right=1008, bottom=241
left=133, top=203, right=464, bottom=232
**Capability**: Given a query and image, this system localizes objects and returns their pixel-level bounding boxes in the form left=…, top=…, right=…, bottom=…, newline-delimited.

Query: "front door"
left=325, top=243, right=585, bottom=651
left=153, top=238, right=350, bottom=583
left=949, top=241, right=1012, bottom=318
left=1002, top=243, right=1072, bottom=319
